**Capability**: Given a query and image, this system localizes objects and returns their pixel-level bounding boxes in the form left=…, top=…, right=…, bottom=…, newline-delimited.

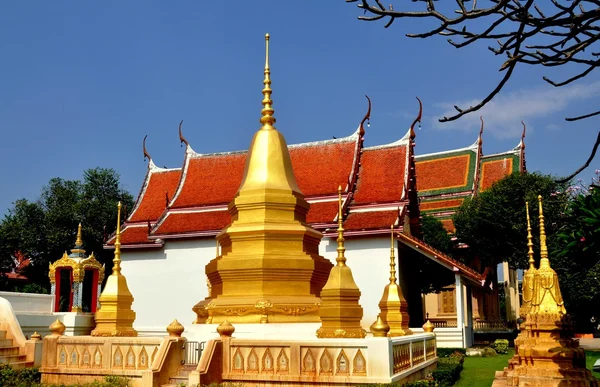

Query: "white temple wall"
left=120, top=239, right=213, bottom=335
left=121, top=236, right=399, bottom=335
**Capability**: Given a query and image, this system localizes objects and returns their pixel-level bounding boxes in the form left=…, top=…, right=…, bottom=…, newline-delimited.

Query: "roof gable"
left=416, top=147, right=478, bottom=196
left=128, top=164, right=182, bottom=223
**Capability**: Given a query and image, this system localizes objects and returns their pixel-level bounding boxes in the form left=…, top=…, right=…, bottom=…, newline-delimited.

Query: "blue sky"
left=1, top=1, right=598, bottom=215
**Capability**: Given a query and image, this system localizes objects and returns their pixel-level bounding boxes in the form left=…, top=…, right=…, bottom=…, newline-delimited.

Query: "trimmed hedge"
left=431, top=350, right=465, bottom=387
left=436, top=347, right=466, bottom=358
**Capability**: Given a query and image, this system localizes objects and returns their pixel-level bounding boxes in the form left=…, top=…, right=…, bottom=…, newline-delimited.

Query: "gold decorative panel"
left=262, top=348, right=274, bottom=373
left=276, top=348, right=289, bottom=374
left=247, top=348, right=259, bottom=373
left=319, top=349, right=333, bottom=375
left=302, top=349, right=316, bottom=374
left=353, top=349, right=366, bottom=375
left=336, top=350, right=349, bottom=375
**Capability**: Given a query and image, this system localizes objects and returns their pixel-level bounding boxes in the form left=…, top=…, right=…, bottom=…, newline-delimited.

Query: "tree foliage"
left=345, top=0, right=600, bottom=181
left=0, top=168, right=134, bottom=290
left=452, top=172, right=569, bottom=269
left=553, top=177, right=600, bottom=330
left=418, top=214, right=457, bottom=294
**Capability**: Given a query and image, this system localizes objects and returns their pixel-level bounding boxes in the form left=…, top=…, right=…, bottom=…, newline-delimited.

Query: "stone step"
left=0, top=338, right=14, bottom=347
left=0, top=354, right=27, bottom=363
left=168, top=375, right=189, bottom=385
left=0, top=330, right=6, bottom=339
left=3, top=361, right=34, bottom=370
left=0, top=346, right=20, bottom=356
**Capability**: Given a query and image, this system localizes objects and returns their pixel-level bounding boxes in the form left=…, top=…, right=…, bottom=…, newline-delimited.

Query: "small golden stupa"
left=316, top=186, right=366, bottom=338
left=494, top=196, right=598, bottom=387
left=193, top=34, right=333, bottom=324
left=376, top=226, right=412, bottom=336
left=91, top=202, right=137, bottom=337
left=518, top=202, right=536, bottom=321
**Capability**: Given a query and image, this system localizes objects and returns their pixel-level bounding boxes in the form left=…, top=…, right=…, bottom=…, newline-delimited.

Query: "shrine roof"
left=396, top=232, right=485, bottom=285
left=152, top=210, right=232, bottom=237
left=128, top=161, right=182, bottom=223
left=168, top=130, right=361, bottom=210
left=415, top=140, right=479, bottom=197
left=352, top=135, right=410, bottom=205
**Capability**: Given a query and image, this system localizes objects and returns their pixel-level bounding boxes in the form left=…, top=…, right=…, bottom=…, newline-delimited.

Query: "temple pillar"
left=466, top=285, right=474, bottom=347
left=72, top=280, right=83, bottom=313
left=455, top=274, right=465, bottom=346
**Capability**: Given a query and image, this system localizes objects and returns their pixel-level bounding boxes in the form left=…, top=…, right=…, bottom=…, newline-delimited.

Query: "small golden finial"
left=260, top=33, right=276, bottom=130
left=525, top=202, right=535, bottom=269
left=389, top=225, right=397, bottom=284
left=538, top=195, right=549, bottom=267
left=113, top=201, right=122, bottom=275
left=336, top=185, right=346, bottom=266
left=75, top=223, right=83, bottom=246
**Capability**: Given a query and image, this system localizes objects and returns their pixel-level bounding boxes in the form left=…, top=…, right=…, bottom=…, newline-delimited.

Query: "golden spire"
left=336, top=186, right=346, bottom=266
left=538, top=195, right=549, bottom=268
left=113, top=202, right=123, bottom=275
left=260, top=33, right=275, bottom=130
left=69, top=223, right=86, bottom=257
left=526, top=202, right=535, bottom=269
left=389, top=225, right=397, bottom=284
left=91, top=200, right=137, bottom=337
left=375, top=225, right=412, bottom=336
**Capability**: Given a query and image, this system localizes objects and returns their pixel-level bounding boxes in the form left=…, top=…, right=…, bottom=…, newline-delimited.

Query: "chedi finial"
left=260, top=33, right=275, bottom=129
left=538, top=195, right=549, bottom=268
left=525, top=202, right=535, bottom=269
left=336, top=185, right=347, bottom=266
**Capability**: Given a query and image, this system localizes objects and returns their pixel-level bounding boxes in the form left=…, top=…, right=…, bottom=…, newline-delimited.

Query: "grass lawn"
left=454, top=349, right=515, bottom=387
left=454, top=349, right=600, bottom=387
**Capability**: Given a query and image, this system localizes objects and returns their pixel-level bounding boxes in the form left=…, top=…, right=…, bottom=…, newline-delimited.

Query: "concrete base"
left=17, top=312, right=95, bottom=338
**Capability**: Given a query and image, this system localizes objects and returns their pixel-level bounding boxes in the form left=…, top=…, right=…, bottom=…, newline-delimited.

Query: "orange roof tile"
left=129, top=168, right=182, bottom=223
left=289, top=139, right=357, bottom=196
left=440, top=219, right=456, bottom=233
left=480, top=157, right=514, bottom=191
left=343, top=210, right=399, bottom=231
left=416, top=153, right=472, bottom=193
left=154, top=211, right=232, bottom=235
left=306, top=201, right=339, bottom=225
left=420, top=198, right=465, bottom=212
left=171, top=153, right=247, bottom=209
left=119, top=226, right=153, bottom=245
left=352, top=144, right=408, bottom=205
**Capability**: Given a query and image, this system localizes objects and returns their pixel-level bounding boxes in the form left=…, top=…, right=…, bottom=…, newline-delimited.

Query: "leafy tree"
left=452, top=172, right=569, bottom=269
left=553, top=177, right=600, bottom=330
left=421, top=214, right=454, bottom=254
left=345, top=0, right=600, bottom=181
left=0, top=168, right=134, bottom=291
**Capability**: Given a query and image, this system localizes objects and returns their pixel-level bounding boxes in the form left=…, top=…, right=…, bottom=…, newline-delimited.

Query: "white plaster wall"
left=0, top=291, right=54, bottom=313
left=120, top=239, right=213, bottom=334
left=318, top=236, right=394, bottom=329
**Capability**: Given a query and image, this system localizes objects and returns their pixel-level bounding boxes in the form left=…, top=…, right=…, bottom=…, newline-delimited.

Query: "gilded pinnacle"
left=113, top=201, right=122, bottom=275
left=525, top=202, right=535, bottom=269
left=75, top=223, right=83, bottom=247
left=336, top=185, right=347, bottom=266
left=538, top=195, right=549, bottom=268
left=389, top=225, right=397, bottom=284
left=260, top=33, right=275, bottom=129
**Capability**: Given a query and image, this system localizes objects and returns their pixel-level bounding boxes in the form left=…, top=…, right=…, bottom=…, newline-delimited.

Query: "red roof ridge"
left=396, top=232, right=486, bottom=285
left=148, top=159, right=181, bottom=173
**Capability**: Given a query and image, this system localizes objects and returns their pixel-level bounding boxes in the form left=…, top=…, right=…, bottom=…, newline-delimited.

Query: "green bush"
left=482, top=347, right=498, bottom=357
left=432, top=361, right=463, bottom=387
left=436, top=347, right=466, bottom=358
left=44, top=375, right=131, bottom=387
left=491, top=339, right=509, bottom=354
left=0, top=364, right=41, bottom=387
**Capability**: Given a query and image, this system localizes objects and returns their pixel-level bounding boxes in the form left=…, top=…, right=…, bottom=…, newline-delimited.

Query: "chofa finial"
left=143, top=135, right=151, bottom=162
left=359, top=95, right=371, bottom=136
left=179, top=120, right=189, bottom=147
left=260, top=33, right=276, bottom=130
left=409, top=97, right=422, bottom=140
left=478, top=116, right=484, bottom=145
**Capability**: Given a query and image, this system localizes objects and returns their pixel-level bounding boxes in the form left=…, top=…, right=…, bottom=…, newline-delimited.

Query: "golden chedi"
left=316, top=186, right=366, bottom=338
left=91, top=202, right=137, bottom=337
left=518, top=202, right=536, bottom=322
left=193, top=34, right=333, bottom=324
left=494, top=196, right=598, bottom=387
left=376, top=226, right=412, bottom=336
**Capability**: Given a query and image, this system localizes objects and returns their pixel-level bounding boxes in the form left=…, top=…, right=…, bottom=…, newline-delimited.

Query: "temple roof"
left=480, top=143, right=523, bottom=191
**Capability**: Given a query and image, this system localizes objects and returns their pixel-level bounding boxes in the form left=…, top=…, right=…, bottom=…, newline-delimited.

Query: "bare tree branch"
left=346, top=0, right=600, bottom=180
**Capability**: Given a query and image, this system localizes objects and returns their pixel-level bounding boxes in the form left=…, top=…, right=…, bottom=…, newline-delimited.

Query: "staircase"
left=161, top=364, right=196, bottom=387
left=0, top=329, right=32, bottom=369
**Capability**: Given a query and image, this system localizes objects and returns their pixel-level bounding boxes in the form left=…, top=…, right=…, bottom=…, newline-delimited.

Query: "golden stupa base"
left=192, top=295, right=322, bottom=324
left=379, top=285, right=412, bottom=337
left=91, top=274, right=137, bottom=337
left=316, top=325, right=366, bottom=339
left=493, top=314, right=598, bottom=387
